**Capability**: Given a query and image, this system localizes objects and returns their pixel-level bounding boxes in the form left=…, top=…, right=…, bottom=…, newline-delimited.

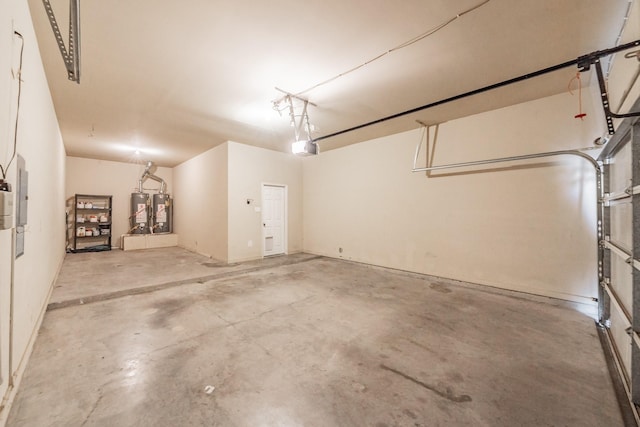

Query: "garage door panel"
left=609, top=140, right=631, bottom=193
left=599, top=106, right=639, bottom=407
left=611, top=254, right=633, bottom=316
left=610, top=302, right=632, bottom=383
left=610, top=201, right=632, bottom=252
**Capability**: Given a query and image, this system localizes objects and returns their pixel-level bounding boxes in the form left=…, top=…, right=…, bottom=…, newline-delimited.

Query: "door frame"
left=261, top=183, right=288, bottom=257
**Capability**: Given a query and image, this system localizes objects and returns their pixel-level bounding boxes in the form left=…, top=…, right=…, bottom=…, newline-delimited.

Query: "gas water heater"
left=130, top=192, right=150, bottom=234
left=130, top=161, right=172, bottom=234
left=152, top=193, right=171, bottom=234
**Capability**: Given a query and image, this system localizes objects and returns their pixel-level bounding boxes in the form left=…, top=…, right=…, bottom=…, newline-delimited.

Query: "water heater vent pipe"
left=138, top=161, right=166, bottom=194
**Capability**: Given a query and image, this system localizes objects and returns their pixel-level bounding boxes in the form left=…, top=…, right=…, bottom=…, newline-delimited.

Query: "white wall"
left=304, top=90, right=603, bottom=303
left=173, top=143, right=228, bottom=261
left=227, top=141, right=303, bottom=262
left=0, top=0, right=66, bottom=422
left=65, top=157, right=173, bottom=248
left=0, top=6, right=15, bottom=412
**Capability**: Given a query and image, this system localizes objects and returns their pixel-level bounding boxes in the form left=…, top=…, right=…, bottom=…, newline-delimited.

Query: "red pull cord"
left=568, top=72, right=587, bottom=119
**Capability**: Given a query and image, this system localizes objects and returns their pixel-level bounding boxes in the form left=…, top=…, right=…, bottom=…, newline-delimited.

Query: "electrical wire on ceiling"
left=0, top=31, right=25, bottom=181
left=292, top=0, right=492, bottom=97
left=605, top=0, right=636, bottom=78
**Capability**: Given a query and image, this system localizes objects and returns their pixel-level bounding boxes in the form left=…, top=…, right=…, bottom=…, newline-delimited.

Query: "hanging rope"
left=568, top=72, right=587, bottom=120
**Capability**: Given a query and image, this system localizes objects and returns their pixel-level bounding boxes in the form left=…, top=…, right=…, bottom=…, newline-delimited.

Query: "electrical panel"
left=0, top=191, right=14, bottom=230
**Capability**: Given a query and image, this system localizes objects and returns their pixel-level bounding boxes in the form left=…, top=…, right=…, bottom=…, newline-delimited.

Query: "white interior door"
left=263, top=185, right=285, bottom=256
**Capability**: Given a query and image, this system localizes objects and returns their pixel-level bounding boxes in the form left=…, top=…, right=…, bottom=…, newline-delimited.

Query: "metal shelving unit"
left=66, top=194, right=112, bottom=253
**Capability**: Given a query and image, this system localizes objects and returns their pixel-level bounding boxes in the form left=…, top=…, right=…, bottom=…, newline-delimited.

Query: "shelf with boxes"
left=66, top=194, right=112, bottom=252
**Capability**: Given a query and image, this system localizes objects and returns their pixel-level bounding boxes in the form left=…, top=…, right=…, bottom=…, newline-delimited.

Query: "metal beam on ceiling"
left=42, top=0, right=81, bottom=83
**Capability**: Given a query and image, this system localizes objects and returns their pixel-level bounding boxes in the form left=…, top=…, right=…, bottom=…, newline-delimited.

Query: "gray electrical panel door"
left=15, top=155, right=27, bottom=258
left=17, top=154, right=27, bottom=226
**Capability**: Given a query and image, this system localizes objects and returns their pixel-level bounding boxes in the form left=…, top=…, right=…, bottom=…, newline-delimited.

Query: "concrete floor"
left=7, top=247, right=624, bottom=426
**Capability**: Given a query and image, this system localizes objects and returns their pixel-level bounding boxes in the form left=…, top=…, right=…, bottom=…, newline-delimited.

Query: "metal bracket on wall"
left=42, top=0, right=81, bottom=83
left=577, top=55, right=640, bottom=135
left=412, top=148, right=601, bottom=175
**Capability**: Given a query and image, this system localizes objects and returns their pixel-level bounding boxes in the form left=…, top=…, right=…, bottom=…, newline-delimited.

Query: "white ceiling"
left=27, top=0, right=632, bottom=167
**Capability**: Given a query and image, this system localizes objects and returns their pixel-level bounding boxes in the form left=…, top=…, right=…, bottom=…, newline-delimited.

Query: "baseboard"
left=176, top=244, right=219, bottom=261
left=0, top=249, right=64, bottom=426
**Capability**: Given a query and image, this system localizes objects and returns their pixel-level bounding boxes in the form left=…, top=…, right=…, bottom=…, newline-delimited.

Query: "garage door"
left=599, top=109, right=640, bottom=411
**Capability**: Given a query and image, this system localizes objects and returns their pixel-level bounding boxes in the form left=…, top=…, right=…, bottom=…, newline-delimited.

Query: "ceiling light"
left=291, top=140, right=318, bottom=156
